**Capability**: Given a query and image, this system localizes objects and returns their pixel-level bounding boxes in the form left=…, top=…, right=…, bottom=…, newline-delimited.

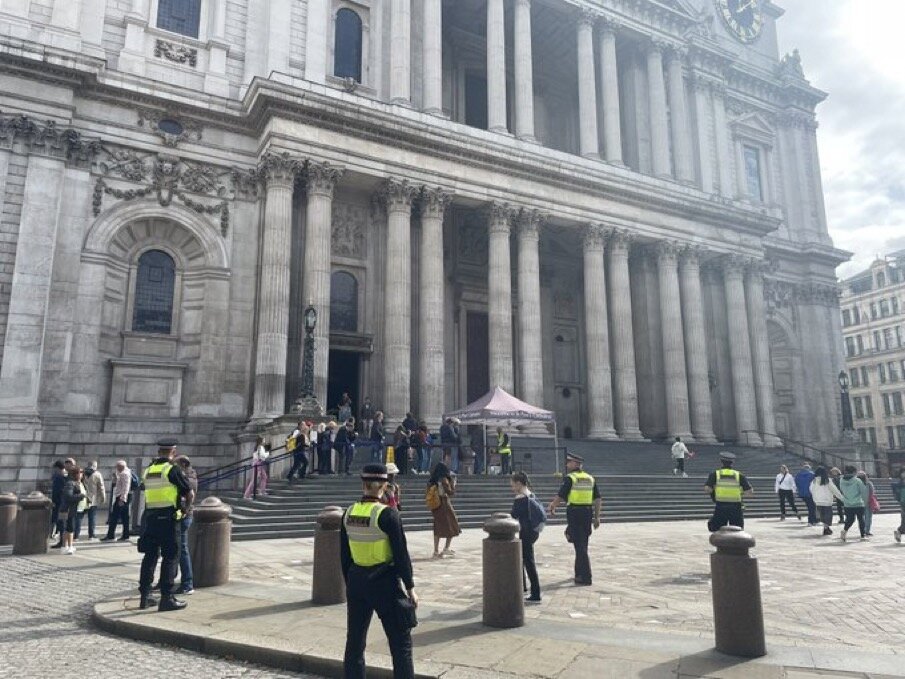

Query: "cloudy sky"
left=776, top=0, right=905, bottom=278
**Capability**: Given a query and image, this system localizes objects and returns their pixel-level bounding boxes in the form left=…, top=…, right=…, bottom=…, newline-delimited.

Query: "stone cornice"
left=0, top=111, right=101, bottom=166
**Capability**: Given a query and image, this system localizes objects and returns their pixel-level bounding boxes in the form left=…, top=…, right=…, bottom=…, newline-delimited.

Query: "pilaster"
left=488, top=202, right=516, bottom=392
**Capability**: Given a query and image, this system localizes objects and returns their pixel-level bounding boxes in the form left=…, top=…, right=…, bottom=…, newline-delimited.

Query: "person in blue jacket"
left=794, top=463, right=817, bottom=526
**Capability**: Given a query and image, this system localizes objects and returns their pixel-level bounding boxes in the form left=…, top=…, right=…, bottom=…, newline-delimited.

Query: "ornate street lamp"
left=838, top=370, right=854, bottom=433
left=295, top=303, right=323, bottom=417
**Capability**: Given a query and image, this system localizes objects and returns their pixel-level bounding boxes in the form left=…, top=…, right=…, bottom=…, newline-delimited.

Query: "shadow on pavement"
left=411, top=621, right=492, bottom=646
left=211, top=600, right=316, bottom=620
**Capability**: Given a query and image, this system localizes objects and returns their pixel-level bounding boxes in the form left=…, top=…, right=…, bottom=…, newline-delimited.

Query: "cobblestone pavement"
left=0, top=553, right=321, bottom=678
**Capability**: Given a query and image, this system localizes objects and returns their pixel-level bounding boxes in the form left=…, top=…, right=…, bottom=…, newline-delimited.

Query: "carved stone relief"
left=331, top=201, right=368, bottom=259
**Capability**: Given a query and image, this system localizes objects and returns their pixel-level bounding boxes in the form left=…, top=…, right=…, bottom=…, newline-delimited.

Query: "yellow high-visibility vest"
left=344, top=501, right=393, bottom=567
left=143, top=462, right=180, bottom=516
left=714, top=469, right=742, bottom=503
left=567, top=471, right=595, bottom=506
left=497, top=433, right=511, bottom=456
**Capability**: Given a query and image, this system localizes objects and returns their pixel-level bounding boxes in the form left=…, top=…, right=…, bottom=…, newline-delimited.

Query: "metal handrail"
left=740, top=429, right=889, bottom=476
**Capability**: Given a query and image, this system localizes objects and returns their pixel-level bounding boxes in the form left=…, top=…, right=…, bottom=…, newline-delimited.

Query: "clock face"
left=716, top=0, right=764, bottom=43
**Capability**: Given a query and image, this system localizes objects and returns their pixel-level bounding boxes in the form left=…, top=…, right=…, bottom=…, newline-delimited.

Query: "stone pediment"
left=730, top=112, right=774, bottom=145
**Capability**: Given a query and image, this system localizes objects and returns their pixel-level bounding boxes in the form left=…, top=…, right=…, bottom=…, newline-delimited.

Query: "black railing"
left=740, top=429, right=889, bottom=477
left=197, top=444, right=292, bottom=498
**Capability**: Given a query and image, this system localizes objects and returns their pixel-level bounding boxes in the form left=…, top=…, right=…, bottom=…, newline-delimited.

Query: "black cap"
left=157, top=437, right=178, bottom=449
left=565, top=453, right=584, bottom=463
left=719, top=451, right=736, bottom=462
left=360, top=463, right=389, bottom=481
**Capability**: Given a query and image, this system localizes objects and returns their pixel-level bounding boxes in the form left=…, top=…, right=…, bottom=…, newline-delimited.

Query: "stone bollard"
left=13, top=492, right=52, bottom=555
left=0, top=492, right=18, bottom=545
left=312, top=505, right=346, bottom=605
left=482, top=514, right=524, bottom=629
left=189, top=497, right=233, bottom=587
left=709, top=526, right=766, bottom=658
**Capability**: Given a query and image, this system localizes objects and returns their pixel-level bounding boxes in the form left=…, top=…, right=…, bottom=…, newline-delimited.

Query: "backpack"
left=527, top=493, right=546, bottom=531
left=425, top=484, right=441, bottom=511
left=130, top=470, right=140, bottom=492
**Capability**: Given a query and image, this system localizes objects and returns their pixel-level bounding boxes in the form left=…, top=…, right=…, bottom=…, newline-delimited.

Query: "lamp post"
left=295, top=304, right=323, bottom=417
left=838, top=370, right=854, bottom=433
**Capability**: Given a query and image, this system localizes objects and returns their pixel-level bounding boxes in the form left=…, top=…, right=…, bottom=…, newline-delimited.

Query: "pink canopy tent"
left=444, top=386, right=560, bottom=475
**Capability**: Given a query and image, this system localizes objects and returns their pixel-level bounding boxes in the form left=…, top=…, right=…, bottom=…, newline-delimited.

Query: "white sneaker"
left=840, top=530, right=847, bottom=543
left=682, top=473, right=688, bottom=478
left=673, top=469, right=677, bottom=476
left=64, top=546, right=76, bottom=555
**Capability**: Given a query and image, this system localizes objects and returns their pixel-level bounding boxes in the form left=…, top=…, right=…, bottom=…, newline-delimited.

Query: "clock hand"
left=736, top=0, right=755, bottom=12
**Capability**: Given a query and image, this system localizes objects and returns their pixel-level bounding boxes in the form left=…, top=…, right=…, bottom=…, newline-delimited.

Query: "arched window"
left=132, top=250, right=176, bottom=334
left=330, top=271, right=358, bottom=332
left=157, top=0, right=202, bottom=38
left=334, top=8, right=363, bottom=82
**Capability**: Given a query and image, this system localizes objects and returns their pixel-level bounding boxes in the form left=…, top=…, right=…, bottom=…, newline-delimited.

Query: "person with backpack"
left=509, top=471, right=544, bottom=603
left=426, top=460, right=459, bottom=558
left=101, top=460, right=134, bottom=542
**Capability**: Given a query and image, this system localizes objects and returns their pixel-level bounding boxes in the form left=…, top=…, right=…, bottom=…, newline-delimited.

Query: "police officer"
left=341, top=463, right=417, bottom=679
left=138, top=438, right=194, bottom=611
left=496, top=427, right=512, bottom=475
left=547, top=453, right=601, bottom=586
left=704, top=452, right=754, bottom=532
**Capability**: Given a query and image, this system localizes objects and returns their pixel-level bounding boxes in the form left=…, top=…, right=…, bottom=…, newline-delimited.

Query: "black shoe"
left=525, top=595, right=542, bottom=603
left=51, top=542, right=63, bottom=549
left=117, top=536, right=130, bottom=542
left=151, top=582, right=160, bottom=592
left=574, top=579, right=592, bottom=586
left=139, top=595, right=159, bottom=610
left=823, top=527, right=833, bottom=536
left=158, top=597, right=187, bottom=612
left=99, top=536, right=114, bottom=542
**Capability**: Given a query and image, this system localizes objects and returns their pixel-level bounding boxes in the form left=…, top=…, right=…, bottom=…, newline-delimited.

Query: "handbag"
left=869, top=494, right=881, bottom=513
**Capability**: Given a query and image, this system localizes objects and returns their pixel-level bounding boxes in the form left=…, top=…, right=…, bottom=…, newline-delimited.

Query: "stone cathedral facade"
left=0, top=0, right=846, bottom=487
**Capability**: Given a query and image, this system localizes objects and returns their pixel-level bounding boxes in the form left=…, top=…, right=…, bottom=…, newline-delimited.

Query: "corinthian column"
left=678, top=247, right=716, bottom=442
left=607, top=230, right=643, bottom=439
left=304, top=162, right=344, bottom=408
left=487, top=0, right=508, bottom=133
left=390, top=0, right=412, bottom=104
left=746, top=263, right=781, bottom=446
left=252, top=152, right=303, bottom=420
left=598, top=19, right=623, bottom=164
left=722, top=256, right=761, bottom=446
left=380, top=178, right=419, bottom=422
left=513, top=0, right=536, bottom=140
left=577, top=10, right=600, bottom=159
left=656, top=242, right=693, bottom=439
left=647, top=41, right=671, bottom=178
left=584, top=224, right=617, bottom=439
left=422, top=0, right=443, bottom=115
left=488, top=202, right=515, bottom=392
left=666, top=48, right=694, bottom=183
left=419, top=187, right=452, bottom=427
left=516, top=210, right=544, bottom=406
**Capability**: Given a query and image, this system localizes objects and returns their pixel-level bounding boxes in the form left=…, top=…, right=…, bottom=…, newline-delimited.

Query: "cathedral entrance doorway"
left=327, top=350, right=360, bottom=420
left=466, top=311, right=489, bottom=403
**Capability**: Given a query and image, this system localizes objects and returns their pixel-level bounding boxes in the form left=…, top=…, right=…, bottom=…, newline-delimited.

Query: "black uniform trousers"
left=707, top=502, right=744, bottom=532
left=521, top=531, right=541, bottom=599
left=287, top=450, right=308, bottom=480
left=565, top=505, right=593, bottom=585
left=344, top=566, right=414, bottom=679
left=139, top=509, right=179, bottom=597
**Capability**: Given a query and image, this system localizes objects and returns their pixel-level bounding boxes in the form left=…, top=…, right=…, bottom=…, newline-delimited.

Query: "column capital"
left=488, top=201, right=516, bottom=234
left=258, top=151, right=304, bottom=188
left=608, top=228, right=635, bottom=255
left=678, top=243, right=707, bottom=266
left=719, top=253, right=754, bottom=279
left=583, top=223, right=612, bottom=252
left=647, top=37, right=672, bottom=56
left=379, top=177, right=419, bottom=213
left=516, top=209, right=546, bottom=239
left=305, top=161, right=344, bottom=197
left=663, top=43, right=688, bottom=62
left=599, top=14, right=621, bottom=33
left=745, top=257, right=774, bottom=280
left=420, top=186, right=453, bottom=217
left=578, top=7, right=598, bottom=27
left=655, top=239, right=682, bottom=263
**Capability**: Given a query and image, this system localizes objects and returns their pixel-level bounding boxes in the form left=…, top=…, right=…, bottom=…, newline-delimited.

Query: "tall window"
left=157, top=0, right=202, bottom=38
left=849, top=368, right=860, bottom=388
left=898, top=424, right=905, bottom=446
left=132, top=250, right=176, bottom=334
left=334, top=8, right=363, bottom=81
left=465, top=71, right=489, bottom=130
left=894, top=392, right=904, bottom=416
left=330, top=271, right=358, bottom=332
left=883, top=393, right=892, bottom=416
left=743, top=145, right=763, bottom=201
left=841, top=309, right=851, bottom=327
left=853, top=396, right=864, bottom=420
left=887, top=426, right=896, bottom=449
left=853, top=306, right=861, bottom=324
left=845, top=336, right=855, bottom=357
left=861, top=366, right=869, bottom=386
left=865, top=395, right=874, bottom=418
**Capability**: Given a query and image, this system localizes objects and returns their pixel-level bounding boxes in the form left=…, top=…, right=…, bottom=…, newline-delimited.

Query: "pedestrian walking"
left=174, top=455, right=197, bottom=595
left=857, top=470, right=878, bottom=537
left=60, top=468, right=86, bottom=554
left=705, top=452, right=754, bottom=532
left=137, top=438, right=194, bottom=612
left=369, top=411, right=385, bottom=463
left=341, top=463, right=417, bottom=679
left=82, top=462, right=106, bottom=540
left=830, top=467, right=845, bottom=524
left=393, top=425, right=410, bottom=476
left=547, top=453, right=600, bottom=586
left=243, top=437, right=269, bottom=499
left=338, top=391, right=353, bottom=424
left=382, top=463, right=401, bottom=510
left=671, top=437, right=689, bottom=478
left=838, top=465, right=868, bottom=542
left=320, top=422, right=337, bottom=475
left=439, top=418, right=459, bottom=474
left=775, top=464, right=801, bottom=520
left=336, top=418, right=358, bottom=476
left=794, top=463, right=817, bottom=525
left=496, top=427, right=512, bottom=476
left=360, top=397, right=375, bottom=438
left=809, top=466, right=845, bottom=536
left=427, top=459, right=460, bottom=558
left=416, top=425, right=431, bottom=475
left=101, top=460, right=133, bottom=541
left=510, top=471, right=544, bottom=603
left=893, top=467, right=905, bottom=543
left=308, top=422, right=320, bottom=475
left=49, top=460, right=66, bottom=547
left=286, top=421, right=310, bottom=482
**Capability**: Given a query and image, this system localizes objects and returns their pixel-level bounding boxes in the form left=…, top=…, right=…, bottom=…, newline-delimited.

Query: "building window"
left=845, top=337, right=855, bottom=357
left=893, top=297, right=900, bottom=315
left=879, top=363, right=887, bottom=383
left=330, top=271, right=358, bottom=332
left=865, top=395, right=874, bottom=418
left=873, top=330, right=882, bottom=351
left=333, top=8, right=363, bottom=82
left=888, top=426, right=896, bottom=449
left=877, top=271, right=886, bottom=288
left=883, top=393, right=892, bottom=416
left=132, top=250, right=176, bottom=334
left=861, top=366, right=869, bottom=386
left=465, top=71, right=489, bottom=130
left=853, top=306, right=861, bottom=324
left=868, top=427, right=876, bottom=444
left=894, top=392, right=904, bottom=416
left=870, top=303, right=878, bottom=320
left=156, top=0, right=202, bottom=38
left=884, top=327, right=894, bottom=350
left=898, top=326, right=903, bottom=347
left=850, top=369, right=860, bottom=388
left=898, top=424, right=905, bottom=447
left=841, top=309, right=851, bottom=327
left=889, top=361, right=900, bottom=383
left=743, top=145, right=763, bottom=201
left=853, top=397, right=864, bottom=419
left=857, top=335, right=864, bottom=354
left=880, top=299, right=891, bottom=317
